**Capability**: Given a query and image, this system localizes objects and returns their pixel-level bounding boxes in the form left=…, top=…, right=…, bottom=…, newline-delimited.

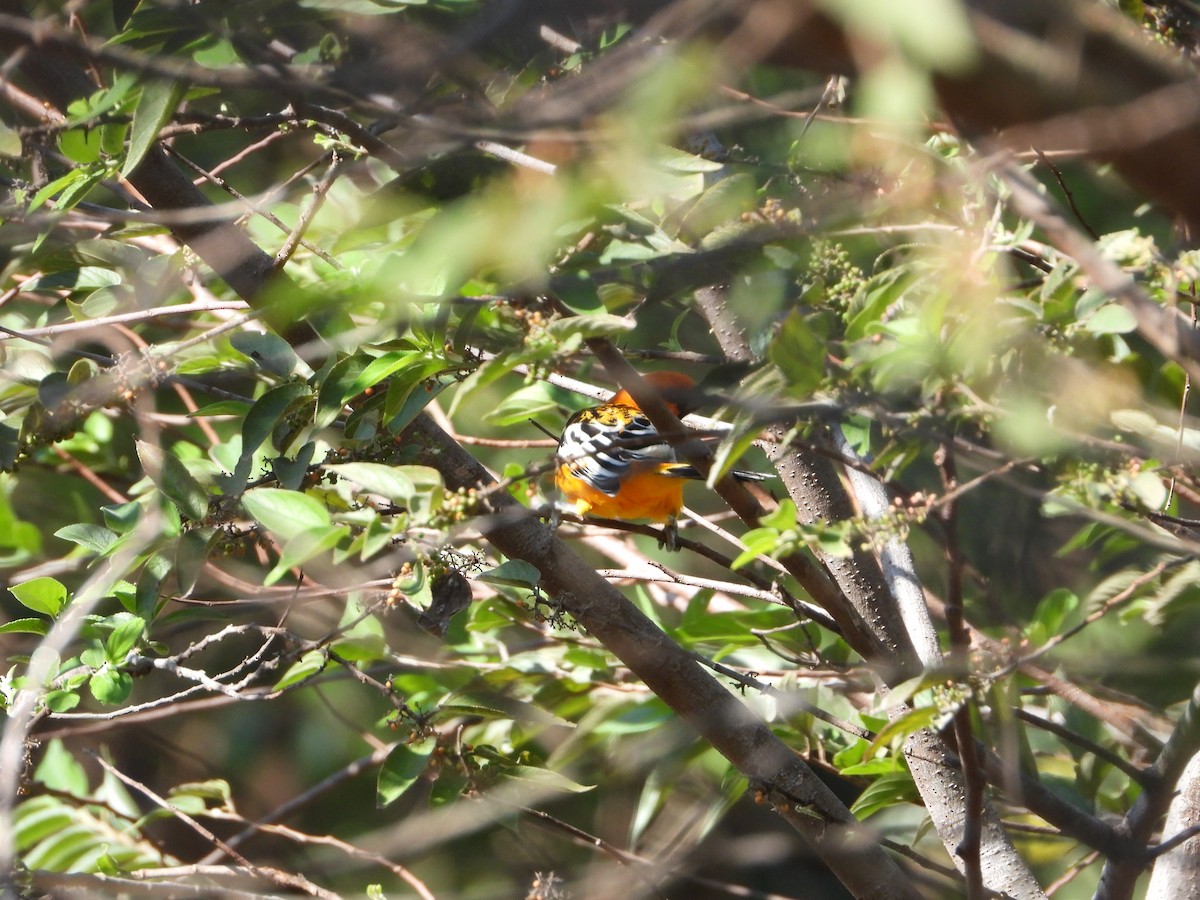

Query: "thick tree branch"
left=693, top=286, right=1049, bottom=899
left=403, top=413, right=923, bottom=899
left=1099, top=681, right=1200, bottom=899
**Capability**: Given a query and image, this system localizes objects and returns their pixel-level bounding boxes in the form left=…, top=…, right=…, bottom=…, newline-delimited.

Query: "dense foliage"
left=3, top=0, right=1200, bottom=898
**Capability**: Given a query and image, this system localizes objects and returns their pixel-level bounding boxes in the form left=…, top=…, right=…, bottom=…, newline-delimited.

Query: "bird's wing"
left=558, top=406, right=676, bottom=496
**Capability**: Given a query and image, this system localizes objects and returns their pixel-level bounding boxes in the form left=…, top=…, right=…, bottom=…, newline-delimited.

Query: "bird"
left=554, top=371, right=769, bottom=546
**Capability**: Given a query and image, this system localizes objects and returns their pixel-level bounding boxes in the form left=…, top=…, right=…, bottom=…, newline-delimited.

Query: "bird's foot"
left=658, top=518, right=679, bottom=552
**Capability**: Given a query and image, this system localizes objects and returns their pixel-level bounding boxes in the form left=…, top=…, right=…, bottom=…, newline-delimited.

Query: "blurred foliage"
left=1, top=0, right=1199, bottom=898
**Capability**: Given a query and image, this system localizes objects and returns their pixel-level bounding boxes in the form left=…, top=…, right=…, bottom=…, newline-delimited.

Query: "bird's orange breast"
left=556, top=464, right=685, bottom=522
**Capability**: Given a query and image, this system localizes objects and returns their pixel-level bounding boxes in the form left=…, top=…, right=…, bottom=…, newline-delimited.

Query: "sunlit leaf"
left=850, top=770, right=920, bottom=819
left=328, top=462, right=416, bottom=502
left=242, top=488, right=331, bottom=541
left=0, top=618, right=49, bottom=636
left=104, top=616, right=145, bottom=664
left=10, top=576, right=68, bottom=617
left=88, top=666, right=133, bottom=705
left=273, top=649, right=328, bottom=691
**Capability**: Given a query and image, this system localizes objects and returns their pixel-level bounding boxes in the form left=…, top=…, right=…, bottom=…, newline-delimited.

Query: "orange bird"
left=554, top=372, right=768, bottom=532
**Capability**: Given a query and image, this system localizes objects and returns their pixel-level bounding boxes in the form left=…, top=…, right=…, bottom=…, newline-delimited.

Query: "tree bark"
left=404, top=413, right=924, bottom=900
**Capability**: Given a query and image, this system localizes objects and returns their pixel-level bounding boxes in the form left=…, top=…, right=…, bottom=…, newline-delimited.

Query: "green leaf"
left=759, top=498, right=798, bottom=532
left=332, top=613, right=387, bottom=663
left=709, top=416, right=767, bottom=488
left=229, top=331, right=300, bottom=377
left=54, top=524, right=119, bottom=555
left=385, top=375, right=449, bottom=432
left=0, top=618, right=49, bottom=636
left=34, top=740, right=89, bottom=796
left=189, top=399, right=252, bottom=418
left=846, top=269, right=911, bottom=342
left=0, top=121, right=20, bottom=157
left=175, top=528, right=214, bottom=597
left=394, top=558, right=433, bottom=610
left=242, top=489, right=331, bottom=541
left=89, top=667, right=133, bottom=705
left=482, top=382, right=563, bottom=426
left=10, top=576, right=68, bottom=617
left=104, top=616, right=145, bottom=664
left=556, top=276, right=606, bottom=314
left=630, top=768, right=666, bottom=846
left=135, top=554, right=171, bottom=620
left=868, top=704, right=946, bottom=757
left=838, top=757, right=905, bottom=776
left=265, top=525, right=350, bottom=585
left=377, top=739, right=436, bottom=808
left=545, top=314, right=635, bottom=341
left=731, top=527, right=780, bottom=569
left=347, top=351, right=425, bottom=396
left=28, top=168, right=89, bottom=213
left=102, top=500, right=143, bottom=534
left=240, top=382, right=313, bottom=462
left=328, top=463, right=417, bottom=502
left=121, top=79, right=186, bottom=178
left=850, top=770, right=920, bottom=819
left=14, top=797, right=74, bottom=850
left=654, top=146, right=726, bottom=173
left=44, top=690, right=81, bottom=713
left=591, top=700, right=673, bottom=736
left=769, top=309, right=826, bottom=395
left=136, top=441, right=209, bottom=521
left=315, top=353, right=368, bottom=427
left=21, top=267, right=121, bottom=294
left=168, top=779, right=233, bottom=814
left=59, top=127, right=104, bottom=164
left=1025, top=588, right=1079, bottom=645
left=476, top=559, right=542, bottom=590
left=816, top=0, right=975, bottom=72
left=499, top=764, right=595, bottom=794
left=272, top=649, right=328, bottom=691
left=677, top=172, right=756, bottom=239
left=1084, top=304, right=1138, bottom=335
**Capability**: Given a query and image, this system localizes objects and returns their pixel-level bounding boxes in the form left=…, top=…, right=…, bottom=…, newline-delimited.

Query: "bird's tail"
left=659, top=464, right=772, bottom=482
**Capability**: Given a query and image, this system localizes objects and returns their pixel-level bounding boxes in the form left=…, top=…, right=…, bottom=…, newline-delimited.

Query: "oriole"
left=554, top=371, right=768, bottom=530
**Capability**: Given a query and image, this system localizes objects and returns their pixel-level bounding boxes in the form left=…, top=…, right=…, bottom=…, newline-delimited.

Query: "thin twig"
left=1015, top=562, right=1169, bottom=668
left=0, top=300, right=247, bottom=339
left=1033, top=148, right=1100, bottom=240
left=51, top=445, right=127, bottom=504
left=202, top=743, right=397, bottom=861
left=207, top=128, right=290, bottom=178
left=254, top=822, right=437, bottom=900
left=273, top=153, right=343, bottom=269
left=1014, top=709, right=1147, bottom=785
left=169, top=148, right=339, bottom=268
left=475, top=140, right=557, bottom=174
left=88, top=753, right=338, bottom=900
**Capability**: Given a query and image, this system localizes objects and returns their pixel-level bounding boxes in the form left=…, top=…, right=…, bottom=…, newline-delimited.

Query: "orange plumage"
left=554, top=372, right=698, bottom=523
left=554, top=372, right=767, bottom=531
